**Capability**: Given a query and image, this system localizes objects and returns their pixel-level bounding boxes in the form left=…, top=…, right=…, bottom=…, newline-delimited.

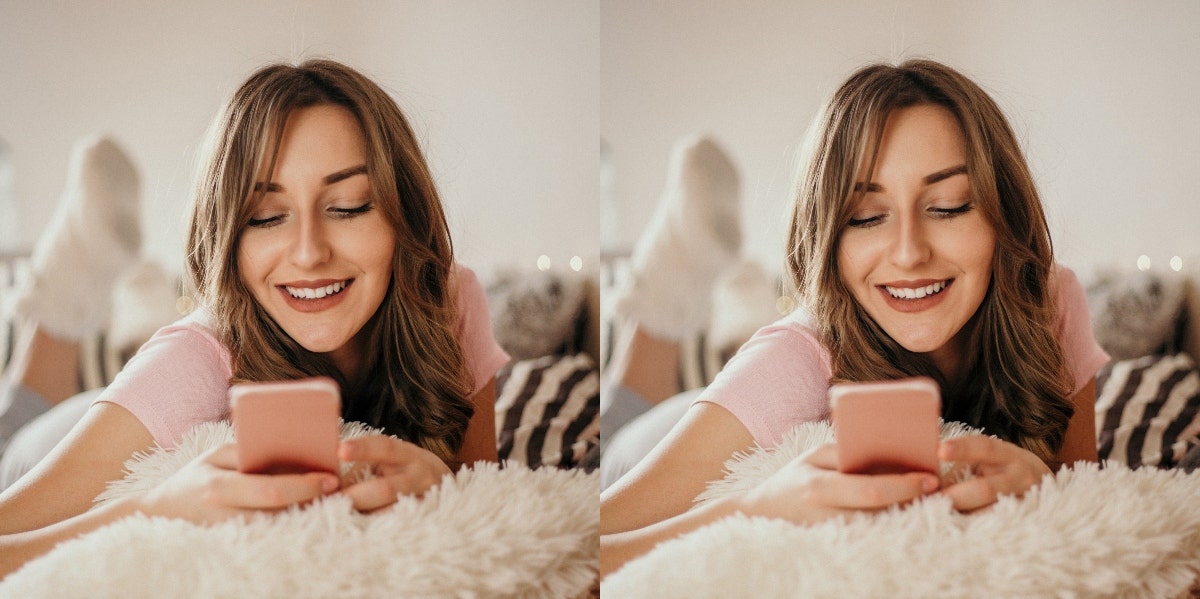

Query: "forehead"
left=862, top=104, right=966, bottom=183
left=263, top=104, right=367, bottom=180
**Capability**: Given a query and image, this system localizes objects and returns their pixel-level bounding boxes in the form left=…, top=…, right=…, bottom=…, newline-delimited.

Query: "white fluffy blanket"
left=604, top=421, right=1200, bottom=598
left=0, top=422, right=599, bottom=599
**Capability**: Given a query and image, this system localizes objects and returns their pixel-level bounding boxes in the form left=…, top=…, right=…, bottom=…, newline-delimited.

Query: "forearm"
left=600, top=495, right=741, bottom=580
left=0, top=495, right=140, bottom=581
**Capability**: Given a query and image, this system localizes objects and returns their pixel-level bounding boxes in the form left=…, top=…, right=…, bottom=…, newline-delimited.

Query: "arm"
left=335, top=378, right=498, bottom=510
left=1052, top=378, right=1099, bottom=468
left=600, top=402, right=935, bottom=579
left=451, top=377, right=499, bottom=467
left=0, top=403, right=336, bottom=580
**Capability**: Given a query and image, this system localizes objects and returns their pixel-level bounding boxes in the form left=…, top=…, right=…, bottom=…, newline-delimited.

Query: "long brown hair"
left=786, top=59, right=1073, bottom=461
left=186, top=59, right=472, bottom=461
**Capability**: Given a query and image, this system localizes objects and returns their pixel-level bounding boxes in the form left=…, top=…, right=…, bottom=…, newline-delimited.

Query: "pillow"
left=1095, top=352, right=1200, bottom=468
left=1085, top=269, right=1186, bottom=361
left=485, top=269, right=588, bottom=361
left=495, top=352, right=599, bottom=470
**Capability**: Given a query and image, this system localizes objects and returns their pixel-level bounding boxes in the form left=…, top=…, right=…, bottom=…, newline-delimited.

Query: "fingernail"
left=922, top=476, right=939, bottom=493
left=322, top=477, right=339, bottom=493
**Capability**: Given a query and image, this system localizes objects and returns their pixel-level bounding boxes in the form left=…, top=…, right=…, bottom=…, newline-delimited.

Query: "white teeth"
left=885, top=280, right=947, bottom=300
left=285, top=280, right=348, bottom=300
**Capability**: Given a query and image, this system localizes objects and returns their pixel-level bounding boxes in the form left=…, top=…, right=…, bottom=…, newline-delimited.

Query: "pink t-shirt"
left=97, top=265, right=510, bottom=448
left=697, top=264, right=1111, bottom=448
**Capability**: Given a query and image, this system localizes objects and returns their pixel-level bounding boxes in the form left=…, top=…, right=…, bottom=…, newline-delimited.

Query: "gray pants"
left=600, top=384, right=698, bottom=491
left=0, top=382, right=95, bottom=491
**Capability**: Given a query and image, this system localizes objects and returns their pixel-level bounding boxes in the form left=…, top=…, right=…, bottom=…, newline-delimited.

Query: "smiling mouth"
left=283, top=279, right=352, bottom=300
left=883, top=279, right=952, bottom=300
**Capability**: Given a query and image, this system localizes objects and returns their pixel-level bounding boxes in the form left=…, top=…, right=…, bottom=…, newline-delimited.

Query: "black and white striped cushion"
left=495, top=352, right=599, bottom=470
left=1096, top=352, right=1200, bottom=469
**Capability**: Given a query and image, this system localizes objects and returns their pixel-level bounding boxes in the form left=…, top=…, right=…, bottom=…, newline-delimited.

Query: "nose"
left=289, top=213, right=332, bottom=269
left=889, top=213, right=931, bottom=269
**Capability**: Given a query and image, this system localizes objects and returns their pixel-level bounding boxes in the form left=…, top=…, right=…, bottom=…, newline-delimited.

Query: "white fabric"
left=614, top=135, right=741, bottom=338
left=603, top=420, right=1200, bottom=598
left=0, top=421, right=599, bottom=599
left=11, top=135, right=140, bottom=338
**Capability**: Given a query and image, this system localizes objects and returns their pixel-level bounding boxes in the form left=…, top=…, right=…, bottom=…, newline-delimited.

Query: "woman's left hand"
left=336, top=435, right=452, bottom=511
left=937, top=435, right=1052, bottom=512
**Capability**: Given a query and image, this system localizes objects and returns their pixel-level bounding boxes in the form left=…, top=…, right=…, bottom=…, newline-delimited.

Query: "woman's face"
left=836, top=104, right=996, bottom=376
left=237, top=104, right=396, bottom=376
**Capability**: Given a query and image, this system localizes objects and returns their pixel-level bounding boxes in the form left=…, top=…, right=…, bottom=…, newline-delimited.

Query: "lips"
left=276, top=279, right=354, bottom=313
left=284, top=279, right=350, bottom=300
left=877, top=279, right=953, bottom=313
left=883, top=279, right=950, bottom=300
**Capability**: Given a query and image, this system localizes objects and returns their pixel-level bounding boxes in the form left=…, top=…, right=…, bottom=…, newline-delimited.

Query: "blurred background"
left=601, top=1, right=1200, bottom=278
left=5, top=1, right=1200, bottom=282
left=0, top=1, right=599, bottom=276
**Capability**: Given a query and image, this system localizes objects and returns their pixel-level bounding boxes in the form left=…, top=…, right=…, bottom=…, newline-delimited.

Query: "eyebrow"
left=853, top=164, right=968, bottom=192
left=252, top=164, right=368, bottom=192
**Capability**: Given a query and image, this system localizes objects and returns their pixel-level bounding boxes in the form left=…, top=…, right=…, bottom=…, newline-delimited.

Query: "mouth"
left=882, top=279, right=952, bottom=300
left=281, top=279, right=353, bottom=300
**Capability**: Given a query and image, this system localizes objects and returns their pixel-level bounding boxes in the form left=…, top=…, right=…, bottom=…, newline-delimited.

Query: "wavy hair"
left=786, top=59, right=1073, bottom=461
left=185, top=59, right=472, bottom=461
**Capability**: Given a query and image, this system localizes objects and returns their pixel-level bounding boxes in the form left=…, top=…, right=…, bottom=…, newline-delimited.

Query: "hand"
left=736, top=443, right=940, bottom=525
left=136, top=444, right=339, bottom=524
left=937, top=435, right=1052, bottom=512
left=336, top=435, right=452, bottom=512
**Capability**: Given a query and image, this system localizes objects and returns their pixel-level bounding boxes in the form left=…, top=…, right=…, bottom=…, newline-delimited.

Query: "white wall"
left=601, top=1, right=1200, bottom=276
left=0, top=1, right=599, bottom=275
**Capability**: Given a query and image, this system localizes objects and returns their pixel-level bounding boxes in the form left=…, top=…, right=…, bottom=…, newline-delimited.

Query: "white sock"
left=107, top=260, right=182, bottom=364
left=708, top=259, right=782, bottom=365
left=11, top=135, right=141, bottom=339
left=615, top=134, right=741, bottom=339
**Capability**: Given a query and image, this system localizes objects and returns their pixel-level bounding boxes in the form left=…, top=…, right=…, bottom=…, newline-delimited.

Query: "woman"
left=600, top=59, right=1108, bottom=578
left=0, top=59, right=508, bottom=576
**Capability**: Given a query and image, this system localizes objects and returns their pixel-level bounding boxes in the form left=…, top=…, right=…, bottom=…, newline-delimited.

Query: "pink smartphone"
left=830, top=377, right=941, bottom=475
left=229, top=377, right=341, bottom=475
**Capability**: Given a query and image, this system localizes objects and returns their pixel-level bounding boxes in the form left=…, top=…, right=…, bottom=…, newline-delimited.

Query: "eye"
left=930, top=201, right=974, bottom=219
left=847, top=212, right=886, bottom=229
left=247, top=215, right=283, bottom=228
left=330, top=201, right=374, bottom=219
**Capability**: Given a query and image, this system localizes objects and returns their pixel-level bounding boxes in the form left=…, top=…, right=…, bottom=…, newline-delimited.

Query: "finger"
left=203, top=443, right=241, bottom=470
left=808, top=472, right=939, bottom=510
left=940, top=477, right=999, bottom=512
left=801, top=444, right=840, bottom=470
left=339, top=435, right=425, bottom=465
left=207, top=471, right=339, bottom=510
left=341, top=477, right=402, bottom=512
left=939, top=435, right=1012, bottom=466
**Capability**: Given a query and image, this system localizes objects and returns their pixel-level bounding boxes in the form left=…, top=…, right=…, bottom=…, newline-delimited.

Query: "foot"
left=615, top=135, right=741, bottom=339
left=11, top=135, right=141, bottom=338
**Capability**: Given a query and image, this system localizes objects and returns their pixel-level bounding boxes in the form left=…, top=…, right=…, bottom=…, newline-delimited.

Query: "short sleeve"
left=94, top=318, right=232, bottom=448
left=1054, top=264, right=1111, bottom=394
left=694, top=317, right=833, bottom=448
left=454, top=265, right=511, bottom=394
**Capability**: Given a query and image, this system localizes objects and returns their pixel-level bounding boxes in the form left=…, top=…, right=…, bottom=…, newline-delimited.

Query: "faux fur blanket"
left=0, top=422, right=599, bottom=599
left=604, top=421, right=1200, bottom=598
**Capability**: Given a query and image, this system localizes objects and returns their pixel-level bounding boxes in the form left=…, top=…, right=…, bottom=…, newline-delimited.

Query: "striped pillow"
left=1095, top=352, right=1200, bottom=468
left=495, top=352, right=599, bottom=470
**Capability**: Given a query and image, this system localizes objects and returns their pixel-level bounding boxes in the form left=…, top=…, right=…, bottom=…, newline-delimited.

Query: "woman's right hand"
left=134, top=443, right=340, bottom=524
left=734, top=443, right=940, bottom=525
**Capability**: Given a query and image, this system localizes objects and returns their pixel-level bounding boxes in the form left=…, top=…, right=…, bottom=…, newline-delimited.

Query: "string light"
left=569, top=256, right=583, bottom=272
left=1137, top=255, right=1151, bottom=272
left=775, top=295, right=796, bottom=315
left=1171, top=256, right=1184, bottom=272
left=536, top=255, right=551, bottom=271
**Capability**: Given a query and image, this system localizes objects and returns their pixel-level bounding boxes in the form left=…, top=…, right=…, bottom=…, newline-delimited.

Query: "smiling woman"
left=0, top=59, right=511, bottom=578
left=599, top=59, right=1110, bottom=579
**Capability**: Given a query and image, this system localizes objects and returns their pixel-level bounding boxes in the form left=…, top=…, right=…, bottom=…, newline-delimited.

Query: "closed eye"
left=247, top=215, right=284, bottom=228
left=930, top=202, right=974, bottom=218
left=847, top=214, right=885, bottom=228
left=330, top=201, right=374, bottom=218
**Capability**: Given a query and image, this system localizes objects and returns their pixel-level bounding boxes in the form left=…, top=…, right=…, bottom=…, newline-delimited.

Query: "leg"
left=601, top=387, right=701, bottom=491
left=602, top=135, right=741, bottom=443
left=5, top=324, right=81, bottom=407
